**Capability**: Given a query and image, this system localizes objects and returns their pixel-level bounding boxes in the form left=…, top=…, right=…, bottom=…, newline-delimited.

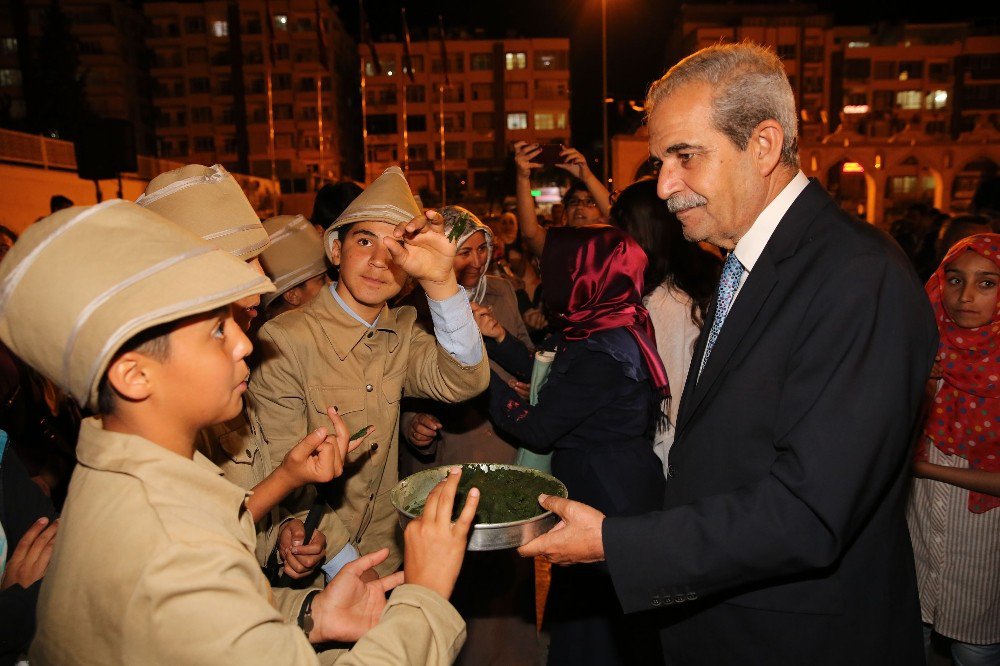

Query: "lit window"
left=212, top=20, right=228, bottom=37
left=274, top=15, right=288, bottom=31
left=504, top=52, right=527, bottom=71
left=925, top=90, right=948, bottom=110
left=895, top=90, right=922, bottom=110
left=847, top=41, right=870, bottom=48
left=506, top=112, right=528, bottom=130
left=534, top=112, right=566, bottom=130
left=0, top=68, right=22, bottom=86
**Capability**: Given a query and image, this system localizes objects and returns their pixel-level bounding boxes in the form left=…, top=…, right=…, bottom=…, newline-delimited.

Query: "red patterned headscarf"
left=922, top=233, right=1000, bottom=513
left=542, top=225, right=670, bottom=398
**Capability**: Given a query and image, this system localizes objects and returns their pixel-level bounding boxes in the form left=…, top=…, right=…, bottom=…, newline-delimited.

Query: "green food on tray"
left=404, top=465, right=563, bottom=524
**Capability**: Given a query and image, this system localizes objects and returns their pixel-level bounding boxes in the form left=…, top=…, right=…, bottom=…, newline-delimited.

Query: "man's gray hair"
left=646, top=41, right=799, bottom=169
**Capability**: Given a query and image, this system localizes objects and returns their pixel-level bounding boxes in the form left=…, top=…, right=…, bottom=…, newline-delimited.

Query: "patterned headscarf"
left=439, top=206, right=493, bottom=304
left=923, top=233, right=1000, bottom=513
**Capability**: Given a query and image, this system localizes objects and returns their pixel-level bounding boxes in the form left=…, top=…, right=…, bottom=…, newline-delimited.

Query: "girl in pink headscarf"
left=907, top=233, right=1000, bottom=663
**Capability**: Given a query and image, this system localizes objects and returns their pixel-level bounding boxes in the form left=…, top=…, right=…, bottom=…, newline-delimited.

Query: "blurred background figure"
left=607, top=178, right=721, bottom=468
left=309, top=181, right=364, bottom=235
left=48, top=196, right=73, bottom=215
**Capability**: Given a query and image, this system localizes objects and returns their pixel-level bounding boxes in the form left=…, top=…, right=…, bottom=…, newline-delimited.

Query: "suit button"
left=365, top=384, right=373, bottom=392
left=661, top=597, right=673, bottom=606
left=686, top=592, right=697, bottom=601
left=371, top=443, right=379, bottom=452
left=651, top=599, right=660, bottom=607
left=674, top=595, right=685, bottom=604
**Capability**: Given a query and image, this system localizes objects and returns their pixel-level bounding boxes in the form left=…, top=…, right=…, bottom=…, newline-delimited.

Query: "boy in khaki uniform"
left=0, top=200, right=478, bottom=664
left=259, top=214, right=331, bottom=319
left=138, top=165, right=334, bottom=578
left=249, top=167, right=490, bottom=579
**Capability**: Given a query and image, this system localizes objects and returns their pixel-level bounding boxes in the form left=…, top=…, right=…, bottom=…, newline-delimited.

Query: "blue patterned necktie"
left=699, top=252, right=744, bottom=377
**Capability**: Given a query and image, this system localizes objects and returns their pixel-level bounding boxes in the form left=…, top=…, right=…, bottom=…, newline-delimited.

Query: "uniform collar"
left=306, top=286, right=401, bottom=361
left=76, top=416, right=252, bottom=534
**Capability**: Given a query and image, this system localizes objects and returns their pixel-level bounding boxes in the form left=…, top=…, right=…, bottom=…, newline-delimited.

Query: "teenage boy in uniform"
left=258, top=214, right=331, bottom=320
left=138, top=164, right=332, bottom=579
left=249, top=167, right=490, bottom=579
left=0, top=200, right=478, bottom=664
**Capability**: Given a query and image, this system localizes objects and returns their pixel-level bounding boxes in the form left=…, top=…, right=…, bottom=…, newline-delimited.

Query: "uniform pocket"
left=307, top=385, right=365, bottom=415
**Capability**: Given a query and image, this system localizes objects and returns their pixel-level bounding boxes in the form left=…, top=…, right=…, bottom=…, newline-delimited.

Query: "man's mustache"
left=666, top=193, right=709, bottom=214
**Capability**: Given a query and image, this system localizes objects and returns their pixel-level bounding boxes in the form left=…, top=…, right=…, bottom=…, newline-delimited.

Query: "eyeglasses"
left=565, top=197, right=597, bottom=208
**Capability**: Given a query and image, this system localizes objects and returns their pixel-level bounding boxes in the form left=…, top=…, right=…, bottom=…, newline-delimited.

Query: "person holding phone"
left=513, top=142, right=611, bottom=258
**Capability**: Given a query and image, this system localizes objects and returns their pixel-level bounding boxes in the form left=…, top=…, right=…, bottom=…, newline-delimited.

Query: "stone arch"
left=826, top=157, right=876, bottom=222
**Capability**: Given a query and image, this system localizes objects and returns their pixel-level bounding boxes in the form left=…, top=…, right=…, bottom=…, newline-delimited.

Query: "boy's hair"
left=96, top=321, right=175, bottom=415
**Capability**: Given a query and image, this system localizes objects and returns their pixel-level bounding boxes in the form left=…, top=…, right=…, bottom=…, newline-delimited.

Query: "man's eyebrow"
left=349, top=228, right=378, bottom=239
left=665, top=142, right=702, bottom=154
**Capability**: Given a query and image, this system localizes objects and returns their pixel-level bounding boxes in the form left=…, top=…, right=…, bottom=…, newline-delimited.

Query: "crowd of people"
left=0, top=40, right=998, bottom=666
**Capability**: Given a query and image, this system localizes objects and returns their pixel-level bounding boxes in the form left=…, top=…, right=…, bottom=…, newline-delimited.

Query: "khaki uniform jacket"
left=30, top=417, right=467, bottom=665
left=248, top=286, right=489, bottom=575
left=197, top=408, right=282, bottom=566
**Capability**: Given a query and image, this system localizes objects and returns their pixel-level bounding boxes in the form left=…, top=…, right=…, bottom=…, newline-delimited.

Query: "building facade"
left=143, top=0, right=359, bottom=198
left=0, top=0, right=155, bottom=154
left=362, top=35, right=571, bottom=204
left=613, top=8, right=999, bottom=225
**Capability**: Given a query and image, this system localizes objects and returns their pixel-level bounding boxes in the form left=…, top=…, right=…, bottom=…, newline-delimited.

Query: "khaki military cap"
left=323, top=166, right=421, bottom=259
left=259, top=214, right=328, bottom=309
left=0, top=200, right=274, bottom=410
left=136, top=163, right=269, bottom=261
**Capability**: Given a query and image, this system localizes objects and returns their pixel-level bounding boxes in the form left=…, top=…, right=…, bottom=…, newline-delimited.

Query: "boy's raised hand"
left=383, top=210, right=460, bottom=301
left=280, top=407, right=372, bottom=487
left=309, top=548, right=405, bottom=643
left=402, top=467, right=479, bottom=600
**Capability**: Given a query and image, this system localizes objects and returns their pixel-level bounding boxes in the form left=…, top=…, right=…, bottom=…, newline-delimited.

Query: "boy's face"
left=156, top=308, right=252, bottom=429
left=330, top=220, right=407, bottom=319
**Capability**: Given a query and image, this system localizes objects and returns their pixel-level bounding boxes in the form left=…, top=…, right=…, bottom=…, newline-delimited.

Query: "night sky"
left=333, top=0, right=996, bottom=160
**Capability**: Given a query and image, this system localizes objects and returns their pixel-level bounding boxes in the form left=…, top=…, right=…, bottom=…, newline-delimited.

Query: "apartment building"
left=613, top=7, right=998, bottom=224
left=362, top=35, right=571, bottom=202
left=144, top=0, right=359, bottom=195
left=0, top=0, right=154, bottom=153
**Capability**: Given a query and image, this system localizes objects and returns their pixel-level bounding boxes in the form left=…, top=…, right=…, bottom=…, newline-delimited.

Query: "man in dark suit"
left=518, top=42, right=937, bottom=664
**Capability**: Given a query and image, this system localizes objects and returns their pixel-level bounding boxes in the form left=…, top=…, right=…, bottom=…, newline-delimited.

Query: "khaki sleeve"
left=403, top=324, right=490, bottom=403
left=249, top=324, right=354, bottom=559
left=121, top=538, right=319, bottom=665
left=331, top=585, right=466, bottom=665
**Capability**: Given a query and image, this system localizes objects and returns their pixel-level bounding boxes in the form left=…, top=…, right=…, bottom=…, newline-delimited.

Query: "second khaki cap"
left=259, top=214, right=328, bottom=309
left=136, top=163, right=270, bottom=260
left=0, top=200, right=273, bottom=410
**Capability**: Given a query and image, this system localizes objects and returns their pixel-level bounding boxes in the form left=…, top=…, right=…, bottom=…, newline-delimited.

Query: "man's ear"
left=105, top=352, right=155, bottom=403
left=753, top=119, right=784, bottom=176
left=282, top=286, right=303, bottom=307
left=330, top=238, right=343, bottom=267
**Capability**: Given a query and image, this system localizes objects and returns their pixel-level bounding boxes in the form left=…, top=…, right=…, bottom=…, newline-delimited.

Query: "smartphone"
left=534, top=143, right=564, bottom=167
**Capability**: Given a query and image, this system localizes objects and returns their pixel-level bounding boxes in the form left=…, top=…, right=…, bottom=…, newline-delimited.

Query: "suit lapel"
left=674, top=179, right=832, bottom=437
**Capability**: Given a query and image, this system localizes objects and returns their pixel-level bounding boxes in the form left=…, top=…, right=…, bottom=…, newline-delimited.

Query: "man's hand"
left=309, top=548, right=404, bottom=644
left=509, top=379, right=530, bottom=401
left=514, top=141, right=542, bottom=178
left=278, top=519, right=327, bottom=579
left=404, top=467, right=479, bottom=599
left=406, top=413, right=443, bottom=448
left=1, top=517, right=58, bottom=590
left=517, top=495, right=606, bottom=565
left=279, top=407, right=371, bottom=487
left=383, top=210, right=459, bottom=300
left=471, top=303, right=506, bottom=341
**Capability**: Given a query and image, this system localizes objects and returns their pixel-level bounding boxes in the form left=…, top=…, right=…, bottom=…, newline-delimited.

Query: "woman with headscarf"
left=907, top=233, right=1000, bottom=665
left=474, top=224, right=667, bottom=666
left=397, top=206, right=540, bottom=665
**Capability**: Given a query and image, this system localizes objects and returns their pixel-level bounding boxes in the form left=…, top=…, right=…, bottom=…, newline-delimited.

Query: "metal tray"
left=390, top=462, right=569, bottom=551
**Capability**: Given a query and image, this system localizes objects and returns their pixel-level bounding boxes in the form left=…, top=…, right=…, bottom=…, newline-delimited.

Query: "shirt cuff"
left=321, top=542, right=360, bottom=583
left=426, top=289, right=484, bottom=366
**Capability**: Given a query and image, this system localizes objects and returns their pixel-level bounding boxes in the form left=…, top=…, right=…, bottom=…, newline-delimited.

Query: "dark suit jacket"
left=603, top=181, right=937, bottom=665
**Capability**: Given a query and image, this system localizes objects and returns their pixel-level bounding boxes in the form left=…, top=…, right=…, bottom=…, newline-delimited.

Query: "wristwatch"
left=298, top=590, right=321, bottom=638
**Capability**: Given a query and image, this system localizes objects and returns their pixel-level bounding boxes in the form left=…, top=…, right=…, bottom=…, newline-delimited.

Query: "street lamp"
left=601, top=0, right=609, bottom=186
